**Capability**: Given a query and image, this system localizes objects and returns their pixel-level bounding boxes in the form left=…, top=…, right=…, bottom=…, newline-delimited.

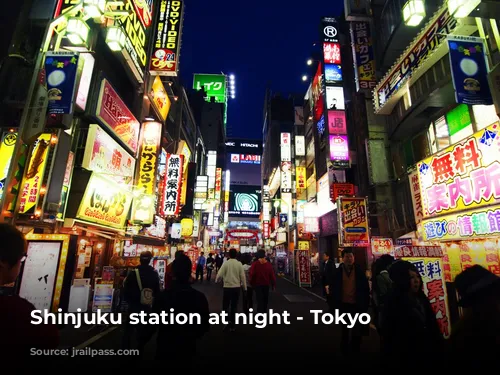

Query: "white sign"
left=326, top=86, right=345, bottom=110
left=76, top=53, right=95, bottom=111
left=162, top=154, right=183, bottom=216
left=281, top=133, right=291, bottom=161
left=280, top=161, right=292, bottom=191
left=295, top=135, right=305, bottom=156
left=317, top=172, right=336, bottom=216
left=231, top=154, right=240, bottom=163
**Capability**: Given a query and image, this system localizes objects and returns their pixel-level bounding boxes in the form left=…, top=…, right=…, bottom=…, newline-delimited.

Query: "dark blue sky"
left=179, top=1, right=343, bottom=141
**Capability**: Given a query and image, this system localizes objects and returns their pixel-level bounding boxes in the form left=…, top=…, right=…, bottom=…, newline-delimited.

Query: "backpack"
left=135, top=268, right=154, bottom=306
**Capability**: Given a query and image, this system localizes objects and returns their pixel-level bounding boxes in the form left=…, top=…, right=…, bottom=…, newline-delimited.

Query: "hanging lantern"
left=66, top=17, right=90, bottom=46
left=448, top=0, right=481, bottom=18
left=105, top=25, right=126, bottom=52
left=402, top=0, right=426, bottom=26
left=83, top=0, right=106, bottom=18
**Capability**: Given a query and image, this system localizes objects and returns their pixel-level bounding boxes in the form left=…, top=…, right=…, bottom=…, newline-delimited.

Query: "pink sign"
left=328, top=110, right=347, bottom=134
left=95, top=79, right=140, bottom=154
left=329, top=135, right=349, bottom=161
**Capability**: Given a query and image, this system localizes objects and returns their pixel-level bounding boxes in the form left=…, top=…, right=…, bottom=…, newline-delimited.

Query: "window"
left=473, top=104, right=500, bottom=130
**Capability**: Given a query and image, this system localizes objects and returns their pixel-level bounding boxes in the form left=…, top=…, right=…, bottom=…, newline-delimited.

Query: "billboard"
left=323, top=42, right=341, bottom=64
left=328, top=110, right=347, bottom=134
left=149, top=76, right=171, bottom=121
left=325, top=64, right=343, bottom=83
left=229, top=185, right=261, bottom=217
left=350, top=21, right=376, bottom=92
left=45, top=52, right=79, bottom=115
left=326, top=86, right=345, bottom=110
left=193, top=74, right=227, bottom=103
left=150, top=0, right=184, bottom=76
left=329, top=135, right=349, bottom=165
left=338, top=197, right=370, bottom=247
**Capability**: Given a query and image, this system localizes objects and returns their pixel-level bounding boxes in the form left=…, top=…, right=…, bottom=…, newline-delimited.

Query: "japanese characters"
left=162, top=154, right=183, bottom=216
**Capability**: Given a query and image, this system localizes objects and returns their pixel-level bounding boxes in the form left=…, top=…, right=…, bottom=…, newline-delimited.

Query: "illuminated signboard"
left=149, top=76, right=171, bottom=121
left=76, top=173, right=134, bottom=229
left=133, top=0, right=154, bottom=28
left=162, top=154, right=184, bottom=216
left=230, top=154, right=261, bottom=164
left=137, top=121, right=162, bottom=195
left=150, top=0, right=184, bottom=76
left=328, top=110, right=347, bottom=134
left=321, top=17, right=339, bottom=43
left=75, top=53, right=95, bottom=111
left=350, top=21, right=376, bottom=92
left=295, top=135, right=305, bottom=156
left=325, top=64, right=342, bottom=83
left=323, top=42, right=341, bottom=64
left=229, top=186, right=261, bottom=217
left=193, top=74, right=227, bottom=103
left=417, top=122, right=500, bottom=219
left=338, top=197, right=370, bottom=247
left=0, top=132, right=17, bottom=198
left=329, top=135, right=349, bottom=163
left=326, top=86, right=345, bottom=110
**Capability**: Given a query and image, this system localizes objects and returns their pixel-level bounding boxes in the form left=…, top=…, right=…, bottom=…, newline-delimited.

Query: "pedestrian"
left=122, top=251, right=160, bottom=354
left=215, top=248, right=247, bottom=332
left=0, top=223, right=59, bottom=360
left=249, top=249, right=276, bottom=313
left=148, top=253, right=210, bottom=359
left=241, top=254, right=254, bottom=313
left=195, top=251, right=206, bottom=282
left=447, top=265, right=500, bottom=359
left=164, top=250, right=184, bottom=290
left=206, top=253, right=215, bottom=282
left=330, top=248, right=370, bottom=356
left=321, top=251, right=336, bottom=312
left=215, top=251, right=223, bottom=274
left=381, top=260, right=444, bottom=366
left=372, top=254, right=394, bottom=333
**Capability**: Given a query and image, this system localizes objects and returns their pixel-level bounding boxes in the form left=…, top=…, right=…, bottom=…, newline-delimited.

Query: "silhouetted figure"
left=321, top=251, right=336, bottom=312
left=195, top=251, right=206, bottom=282
left=206, top=253, right=214, bottom=281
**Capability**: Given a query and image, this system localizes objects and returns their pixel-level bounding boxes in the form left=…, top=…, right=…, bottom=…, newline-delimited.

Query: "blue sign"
left=279, top=213, right=288, bottom=227
left=448, top=36, right=493, bottom=106
left=45, top=52, right=79, bottom=115
left=325, top=64, right=342, bottom=83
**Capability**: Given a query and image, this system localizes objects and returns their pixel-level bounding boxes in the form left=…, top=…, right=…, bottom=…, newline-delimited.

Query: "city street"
left=53, top=276, right=381, bottom=367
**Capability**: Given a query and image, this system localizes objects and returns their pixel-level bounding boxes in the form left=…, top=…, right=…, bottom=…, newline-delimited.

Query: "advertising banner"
left=137, top=122, right=162, bottom=195
left=296, top=166, right=307, bottom=200
left=76, top=173, right=134, bottom=229
left=395, top=246, right=444, bottom=258
left=328, top=110, right=347, bottom=134
left=18, top=133, right=52, bottom=214
left=215, top=168, right=222, bottom=200
left=326, top=86, right=345, bottom=110
left=323, top=42, right=341, bottom=64
left=193, top=74, right=227, bottom=103
left=409, top=170, right=424, bottom=225
left=304, top=216, right=319, bottom=233
left=321, top=17, right=339, bottom=43
left=448, top=36, right=493, bottom=106
left=295, top=135, right=305, bottom=156
left=350, top=22, right=376, bottom=92
left=45, top=52, right=79, bottom=115
left=280, top=162, right=292, bottom=192
left=133, top=0, right=154, bottom=28
left=75, top=53, right=95, bottom=111
left=0, top=132, right=17, bottom=198
left=297, top=250, right=311, bottom=287
left=150, top=0, right=184, bottom=76
left=280, top=133, right=291, bottom=161
left=95, top=79, right=140, bottom=154
left=338, top=197, right=370, bottom=247
left=330, top=183, right=355, bottom=200
left=329, top=135, right=349, bottom=165
left=162, top=154, right=184, bottom=216
left=325, top=64, right=343, bottom=83
left=417, top=123, right=500, bottom=219
left=150, top=76, right=171, bottom=121
left=371, top=237, right=394, bottom=256
left=263, top=221, right=270, bottom=239
left=82, top=124, right=136, bottom=186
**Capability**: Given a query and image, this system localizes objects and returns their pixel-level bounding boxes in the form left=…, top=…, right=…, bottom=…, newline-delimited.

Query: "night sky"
left=179, top=1, right=343, bottom=141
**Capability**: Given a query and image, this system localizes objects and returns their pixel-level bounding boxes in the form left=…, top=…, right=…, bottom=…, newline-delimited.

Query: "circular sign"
left=324, top=26, right=337, bottom=38
left=196, top=241, right=203, bottom=248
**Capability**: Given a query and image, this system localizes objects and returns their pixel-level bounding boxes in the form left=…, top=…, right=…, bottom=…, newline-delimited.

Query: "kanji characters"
left=432, top=153, right=454, bottom=184
left=426, top=183, right=449, bottom=213
left=412, top=260, right=425, bottom=276
left=426, top=260, right=442, bottom=279
left=471, top=212, right=489, bottom=235
left=452, top=138, right=481, bottom=174
left=448, top=176, right=473, bottom=208
left=169, top=157, right=180, bottom=168
left=426, top=279, right=444, bottom=302
left=487, top=210, right=500, bottom=232
left=458, top=216, right=473, bottom=236
left=168, top=168, right=179, bottom=178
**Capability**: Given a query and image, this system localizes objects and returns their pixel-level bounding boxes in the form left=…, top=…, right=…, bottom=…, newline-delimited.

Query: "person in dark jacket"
left=122, top=251, right=160, bottom=352
left=372, top=254, right=394, bottom=331
left=0, top=223, right=59, bottom=360
left=330, top=248, right=370, bottom=355
left=206, top=253, right=215, bottom=282
left=321, top=251, right=336, bottom=312
left=149, top=254, right=210, bottom=359
left=249, top=249, right=276, bottom=313
left=381, top=260, right=444, bottom=366
left=215, top=251, right=224, bottom=274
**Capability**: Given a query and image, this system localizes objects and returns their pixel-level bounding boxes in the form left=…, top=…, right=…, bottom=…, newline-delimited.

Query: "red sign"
left=263, top=221, right=270, bottom=239
left=328, top=110, right=347, bottom=134
left=297, top=250, right=311, bottom=286
left=323, top=42, right=341, bottom=64
left=394, top=246, right=444, bottom=258
left=133, top=0, right=154, bottom=28
left=330, top=183, right=355, bottom=200
left=371, top=237, right=394, bottom=256
left=95, top=79, right=140, bottom=154
left=297, top=223, right=313, bottom=240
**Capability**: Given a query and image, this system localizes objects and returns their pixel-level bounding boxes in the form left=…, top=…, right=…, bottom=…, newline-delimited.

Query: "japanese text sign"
left=150, top=0, right=184, bottom=76
left=193, top=74, right=227, bottom=103
left=304, top=217, right=319, bottom=233
left=150, top=76, right=171, bottom=121
left=19, top=133, right=52, bottom=214
left=137, top=121, right=161, bottom=195
left=371, top=237, right=394, bottom=256
left=403, top=257, right=451, bottom=338
left=296, top=166, right=307, bottom=189
left=76, top=173, right=134, bottom=229
left=395, top=246, right=444, bottom=258
left=338, top=197, right=370, bottom=247
left=329, top=135, right=349, bottom=164
left=330, top=183, right=355, bottom=201
left=82, top=124, right=136, bottom=186
left=263, top=221, right=270, bottom=239
left=280, top=133, right=291, bottom=161
left=215, top=168, right=222, bottom=200
left=328, top=110, right=347, bottom=134
left=297, top=250, right=312, bottom=287
left=350, top=22, right=376, bottom=92
left=162, top=154, right=184, bottom=216
left=323, top=42, right=341, bottom=64
left=95, top=79, right=140, bottom=154
left=417, top=123, right=500, bottom=219
left=45, top=52, right=79, bottom=115
left=409, top=170, right=424, bottom=224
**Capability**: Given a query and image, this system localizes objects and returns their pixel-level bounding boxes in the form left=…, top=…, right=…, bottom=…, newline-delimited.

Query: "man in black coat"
left=330, top=248, right=370, bottom=355
left=321, top=251, right=336, bottom=312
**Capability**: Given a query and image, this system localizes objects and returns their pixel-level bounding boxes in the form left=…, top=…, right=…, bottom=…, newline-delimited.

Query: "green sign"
left=193, top=74, right=227, bottom=103
left=446, top=104, right=471, bottom=136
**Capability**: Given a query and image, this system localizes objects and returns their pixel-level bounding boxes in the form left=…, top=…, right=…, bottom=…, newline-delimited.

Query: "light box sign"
left=321, top=17, right=339, bottom=43
left=82, top=124, right=136, bottom=186
left=296, top=166, right=307, bottom=199
left=230, top=154, right=261, bottom=164
left=409, top=170, right=424, bottom=225
left=281, top=133, right=291, bottom=161
left=338, top=197, right=370, bottom=247
left=76, top=53, right=95, bottom=111
left=323, top=42, right=341, bottom=64
left=281, top=162, right=292, bottom=193
left=95, top=79, right=140, bottom=154
left=371, top=237, right=394, bottom=256
left=19, top=133, right=52, bottom=214
left=131, top=193, right=155, bottom=224
left=137, top=121, right=162, bottom=195
left=417, top=122, right=500, bottom=219
left=45, top=52, right=79, bottom=115
left=0, top=132, right=17, bottom=198
left=150, top=0, right=184, bottom=76
left=326, top=86, right=345, bottom=110
left=76, top=173, right=134, bottom=229
left=328, top=110, right=347, bottom=134
left=162, top=154, right=184, bottom=216
left=350, top=21, right=376, bottom=92
left=133, top=0, right=154, bottom=28
left=325, top=64, right=343, bottom=83
left=150, top=76, right=171, bottom=121
left=295, top=135, right=305, bottom=156
left=193, top=74, right=227, bottom=103
left=329, top=135, right=349, bottom=165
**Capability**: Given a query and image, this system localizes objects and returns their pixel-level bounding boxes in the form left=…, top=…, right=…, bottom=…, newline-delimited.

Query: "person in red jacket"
left=249, top=249, right=276, bottom=313
left=0, top=223, right=59, bottom=359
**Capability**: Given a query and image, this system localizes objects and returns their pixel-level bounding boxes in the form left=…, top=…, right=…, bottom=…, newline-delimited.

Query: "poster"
left=45, top=52, right=79, bottom=115
left=18, top=241, right=62, bottom=311
left=350, top=21, right=376, bottom=92
left=338, top=197, right=370, bottom=247
left=92, top=282, right=114, bottom=312
left=297, top=250, right=311, bottom=287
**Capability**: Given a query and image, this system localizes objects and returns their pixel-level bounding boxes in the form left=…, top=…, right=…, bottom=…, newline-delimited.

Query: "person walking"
left=372, top=254, right=394, bottom=333
left=206, top=253, right=215, bottom=282
left=321, top=251, right=336, bottom=312
left=215, top=251, right=223, bottom=274
left=331, top=248, right=370, bottom=356
left=215, top=248, right=247, bottom=332
left=195, top=251, right=206, bottom=282
left=241, top=254, right=254, bottom=313
left=249, top=249, right=276, bottom=313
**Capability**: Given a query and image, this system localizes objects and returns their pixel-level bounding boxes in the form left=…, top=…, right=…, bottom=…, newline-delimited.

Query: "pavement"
left=45, top=276, right=382, bottom=368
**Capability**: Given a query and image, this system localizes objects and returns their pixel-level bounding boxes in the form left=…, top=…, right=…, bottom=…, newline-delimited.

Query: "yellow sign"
left=150, top=76, right=171, bottom=121
left=0, top=132, right=17, bottom=197
left=296, top=166, right=307, bottom=200
left=77, top=173, right=133, bottom=229
left=19, top=133, right=52, bottom=214
left=181, top=218, right=194, bottom=237
left=298, top=241, right=309, bottom=250
left=417, top=123, right=500, bottom=219
left=138, top=121, right=161, bottom=195
left=177, top=140, right=191, bottom=205
left=338, top=197, right=370, bottom=247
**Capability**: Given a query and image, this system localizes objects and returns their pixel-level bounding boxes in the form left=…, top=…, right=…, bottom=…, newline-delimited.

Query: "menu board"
left=18, top=241, right=61, bottom=311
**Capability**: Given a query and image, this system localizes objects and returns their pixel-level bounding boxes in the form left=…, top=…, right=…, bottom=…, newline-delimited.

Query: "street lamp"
left=307, top=59, right=313, bottom=65
left=66, top=17, right=90, bottom=46
left=302, top=75, right=308, bottom=81
left=83, top=0, right=106, bottom=18
left=402, top=0, right=426, bottom=26
left=105, top=25, right=126, bottom=51
left=448, top=0, right=481, bottom=18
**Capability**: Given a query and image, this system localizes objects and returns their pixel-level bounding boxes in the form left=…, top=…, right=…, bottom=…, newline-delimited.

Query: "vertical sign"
left=45, top=52, right=79, bottom=115
left=297, top=250, right=312, bottom=287
left=408, top=170, right=423, bottom=225
left=137, top=122, right=162, bottom=195
left=215, top=168, right=222, bottom=200
left=162, top=154, right=184, bottom=216
left=280, top=133, right=292, bottom=193
left=295, top=135, right=305, bottom=156
left=338, top=197, right=370, bottom=247
left=280, top=133, right=291, bottom=161
left=150, top=0, right=184, bottom=76
left=350, top=22, right=377, bottom=92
